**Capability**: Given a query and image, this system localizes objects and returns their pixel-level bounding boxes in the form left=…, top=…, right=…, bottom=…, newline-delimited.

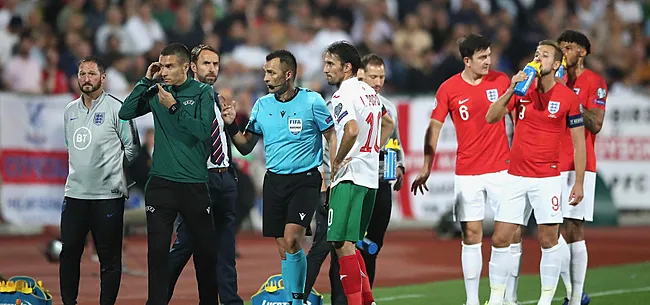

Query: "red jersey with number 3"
left=559, top=69, right=607, bottom=172
left=431, top=71, right=511, bottom=175
left=508, top=83, right=583, bottom=178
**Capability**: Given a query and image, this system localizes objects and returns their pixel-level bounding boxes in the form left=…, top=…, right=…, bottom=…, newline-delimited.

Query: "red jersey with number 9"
left=430, top=71, right=511, bottom=175
left=508, top=83, right=582, bottom=178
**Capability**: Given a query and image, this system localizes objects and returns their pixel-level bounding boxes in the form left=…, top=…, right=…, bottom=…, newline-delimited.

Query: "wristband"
left=225, top=122, right=240, bottom=136
left=168, top=103, right=180, bottom=114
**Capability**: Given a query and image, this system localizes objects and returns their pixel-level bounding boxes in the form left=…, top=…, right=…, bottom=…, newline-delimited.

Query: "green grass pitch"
left=246, top=262, right=650, bottom=305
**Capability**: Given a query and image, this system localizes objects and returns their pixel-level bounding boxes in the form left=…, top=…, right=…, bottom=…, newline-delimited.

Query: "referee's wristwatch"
left=168, top=102, right=180, bottom=114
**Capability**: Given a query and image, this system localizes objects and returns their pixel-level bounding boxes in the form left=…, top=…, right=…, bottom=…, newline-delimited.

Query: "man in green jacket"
left=118, top=43, right=218, bottom=305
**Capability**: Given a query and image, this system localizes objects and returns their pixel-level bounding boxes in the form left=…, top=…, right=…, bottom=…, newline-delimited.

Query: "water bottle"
left=514, top=61, right=541, bottom=96
left=356, top=237, right=379, bottom=255
left=555, top=57, right=567, bottom=78
left=383, top=139, right=400, bottom=181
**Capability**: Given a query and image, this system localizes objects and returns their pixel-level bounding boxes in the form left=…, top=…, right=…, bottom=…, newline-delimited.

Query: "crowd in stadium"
left=1, top=0, right=650, bottom=102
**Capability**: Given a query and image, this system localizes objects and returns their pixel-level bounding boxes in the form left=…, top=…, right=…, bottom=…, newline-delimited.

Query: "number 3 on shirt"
left=360, top=111, right=382, bottom=153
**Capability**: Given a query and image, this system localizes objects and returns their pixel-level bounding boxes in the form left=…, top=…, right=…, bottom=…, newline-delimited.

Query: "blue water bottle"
left=356, top=237, right=379, bottom=255
left=514, top=61, right=541, bottom=96
left=383, top=139, right=400, bottom=181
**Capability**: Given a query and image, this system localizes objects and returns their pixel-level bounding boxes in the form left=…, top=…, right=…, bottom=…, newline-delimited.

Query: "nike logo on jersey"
left=340, top=274, right=347, bottom=280
left=70, top=117, right=77, bottom=121
left=299, top=213, right=306, bottom=220
left=520, top=100, right=532, bottom=103
left=459, top=98, right=469, bottom=104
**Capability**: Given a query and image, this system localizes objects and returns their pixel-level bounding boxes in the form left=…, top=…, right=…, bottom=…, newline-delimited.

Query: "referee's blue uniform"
left=247, top=86, right=333, bottom=304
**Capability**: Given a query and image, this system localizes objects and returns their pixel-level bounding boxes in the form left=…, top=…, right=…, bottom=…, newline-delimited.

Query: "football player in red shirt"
left=484, top=40, right=587, bottom=305
left=410, top=33, right=519, bottom=305
left=556, top=30, right=607, bottom=305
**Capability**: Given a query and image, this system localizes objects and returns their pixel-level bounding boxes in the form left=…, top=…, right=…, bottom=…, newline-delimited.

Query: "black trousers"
left=144, top=176, right=218, bottom=305
left=305, top=192, right=346, bottom=305
left=361, top=181, right=393, bottom=286
left=166, top=170, right=243, bottom=305
left=59, top=197, right=125, bottom=305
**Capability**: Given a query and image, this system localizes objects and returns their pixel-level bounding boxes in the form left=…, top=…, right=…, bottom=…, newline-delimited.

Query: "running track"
left=0, top=227, right=648, bottom=304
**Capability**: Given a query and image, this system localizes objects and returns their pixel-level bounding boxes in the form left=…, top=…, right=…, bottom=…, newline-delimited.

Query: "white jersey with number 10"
left=330, top=77, right=385, bottom=190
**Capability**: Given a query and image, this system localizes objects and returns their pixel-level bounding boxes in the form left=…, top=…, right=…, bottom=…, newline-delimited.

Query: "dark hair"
left=161, top=43, right=190, bottom=64
left=361, top=53, right=385, bottom=70
left=191, top=44, right=219, bottom=64
left=557, top=30, right=591, bottom=55
left=265, top=49, right=298, bottom=78
left=78, top=56, right=106, bottom=74
left=458, top=33, right=491, bottom=59
left=325, top=41, right=361, bottom=74
left=538, top=40, right=563, bottom=62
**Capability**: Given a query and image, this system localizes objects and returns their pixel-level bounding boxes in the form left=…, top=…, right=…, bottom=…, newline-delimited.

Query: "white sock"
left=462, top=242, right=483, bottom=305
left=538, top=243, right=562, bottom=305
left=569, top=241, right=588, bottom=305
left=558, top=235, right=572, bottom=298
left=504, top=242, right=522, bottom=302
left=488, top=246, right=511, bottom=305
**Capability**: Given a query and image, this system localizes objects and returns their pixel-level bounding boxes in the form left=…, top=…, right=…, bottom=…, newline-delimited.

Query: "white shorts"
left=560, top=171, right=597, bottom=222
left=495, top=174, right=563, bottom=225
left=453, top=170, right=507, bottom=222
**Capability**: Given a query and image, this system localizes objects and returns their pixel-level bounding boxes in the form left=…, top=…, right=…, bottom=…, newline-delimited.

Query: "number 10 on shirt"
left=360, top=111, right=382, bottom=153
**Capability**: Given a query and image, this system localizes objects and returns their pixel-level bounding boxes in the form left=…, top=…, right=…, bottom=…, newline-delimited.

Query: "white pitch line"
left=519, top=286, right=650, bottom=304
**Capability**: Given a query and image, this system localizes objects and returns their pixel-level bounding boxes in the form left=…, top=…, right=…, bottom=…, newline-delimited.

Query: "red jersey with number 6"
left=508, top=83, right=583, bottom=178
left=431, top=71, right=511, bottom=175
left=559, top=69, right=607, bottom=172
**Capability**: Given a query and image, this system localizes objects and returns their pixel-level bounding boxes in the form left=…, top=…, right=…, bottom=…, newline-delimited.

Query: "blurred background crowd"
left=2, top=0, right=650, bottom=102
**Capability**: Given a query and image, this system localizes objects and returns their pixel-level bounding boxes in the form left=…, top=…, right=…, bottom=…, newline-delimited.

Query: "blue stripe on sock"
left=286, top=249, right=307, bottom=301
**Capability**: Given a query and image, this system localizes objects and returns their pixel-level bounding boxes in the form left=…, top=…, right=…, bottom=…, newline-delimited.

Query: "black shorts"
left=262, top=167, right=321, bottom=237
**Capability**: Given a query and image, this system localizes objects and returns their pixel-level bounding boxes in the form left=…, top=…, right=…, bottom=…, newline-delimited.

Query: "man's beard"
left=199, top=73, right=217, bottom=85
left=79, top=82, right=101, bottom=95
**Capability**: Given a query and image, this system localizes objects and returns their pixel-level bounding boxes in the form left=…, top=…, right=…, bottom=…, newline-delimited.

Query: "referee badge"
left=94, top=112, right=105, bottom=126
left=288, top=118, right=302, bottom=135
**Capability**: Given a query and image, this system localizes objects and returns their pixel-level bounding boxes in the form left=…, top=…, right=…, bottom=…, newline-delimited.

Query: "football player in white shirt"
left=322, top=41, right=394, bottom=305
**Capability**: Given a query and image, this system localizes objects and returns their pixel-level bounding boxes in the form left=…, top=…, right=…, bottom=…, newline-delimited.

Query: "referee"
left=165, top=44, right=243, bottom=305
left=228, top=50, right=337, bottom=304
left=118, top=43, right=219, bottom=305
left=61, top=56, right=139, bottom=305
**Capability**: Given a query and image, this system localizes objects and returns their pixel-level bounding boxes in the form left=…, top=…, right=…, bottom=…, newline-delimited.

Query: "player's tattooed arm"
left=581, top=107, right=605, bottom=134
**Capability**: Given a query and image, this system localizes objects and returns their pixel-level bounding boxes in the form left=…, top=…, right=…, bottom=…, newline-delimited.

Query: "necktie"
left=211, top=117, right=225, bottom=165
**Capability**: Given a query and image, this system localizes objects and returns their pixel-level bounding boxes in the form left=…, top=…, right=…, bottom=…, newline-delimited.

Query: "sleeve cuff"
left=141, top=77, right=154, bottom=86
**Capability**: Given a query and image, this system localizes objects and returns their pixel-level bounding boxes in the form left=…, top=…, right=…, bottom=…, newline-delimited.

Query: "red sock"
left=355, top=250, right=375, bottom=305
left=338, top=254, right=363, bottom=305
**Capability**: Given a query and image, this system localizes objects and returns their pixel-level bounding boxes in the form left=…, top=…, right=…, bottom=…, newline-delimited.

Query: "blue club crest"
left=94, top=112, right=105, bottom=126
